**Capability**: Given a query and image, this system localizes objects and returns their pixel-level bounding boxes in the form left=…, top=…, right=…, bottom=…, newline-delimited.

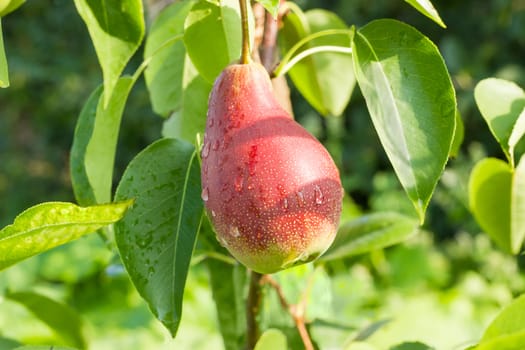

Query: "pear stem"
left=239, top=0, right=251, bottom=64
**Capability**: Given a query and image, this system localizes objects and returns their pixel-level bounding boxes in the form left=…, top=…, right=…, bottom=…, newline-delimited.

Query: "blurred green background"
left=0, top=0, right=524, bottom=349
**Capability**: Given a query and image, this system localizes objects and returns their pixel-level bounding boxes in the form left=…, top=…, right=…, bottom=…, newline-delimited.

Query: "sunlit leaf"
left=470, top=294, right=525, bottom=350
left=70, top=85, right=102, bottom=205
left=473, top=333, right=525, bottom=350
left=404, top=0, right=446, bottom=28
left=511, top=155, right=525, bottom=253
left=0, top=19, right=9, bottom=88
left=0, top=200, right=132, bottom=271
left=450, top=110, right=464, bottom=158
left=254, top=329, right=288, bottom=350
left=508, top=108, right=525, bottom=161
left=144, top=0, right=194, bottom=117
left=344, top=342, right=378, bottom=350
left=280, top=10, right=354, bottom=116
left=73, top=0, right=144, bottom=106
left=474, top=78, right=525, bottom=167
left=468, top=158, right=513, bottom=253
left=71, top=77, right=134, bottom=206
left=114, top=138, right=203, bottom=336
left=184, top=0, right=249, bottom=83
left=13, top=347, right=77, bottom=350
left=352, top=19, right=456, bottom=222
left=320, top=212, right=419, bottom=262
left=468, top=156, right=525, bottom=254
left=162, top=56, right=211, bottom=144
left=0, top=0, right=25, bottom=17
left=7, top=292, right=86, bottom=349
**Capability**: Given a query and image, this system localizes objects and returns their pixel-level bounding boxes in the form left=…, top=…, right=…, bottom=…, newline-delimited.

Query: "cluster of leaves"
left=0, top=0, right=524, bottom=349
left=469, top=78, right=525, bottom=254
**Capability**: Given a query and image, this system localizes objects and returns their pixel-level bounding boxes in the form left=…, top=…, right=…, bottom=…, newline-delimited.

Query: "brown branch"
left=260, top=9, right=279, bottom=71
left=261, top=275, right=315, bottom=350
left=251, top=0, right=294, bottom=115
left=246, top=271, right=264, bottom=349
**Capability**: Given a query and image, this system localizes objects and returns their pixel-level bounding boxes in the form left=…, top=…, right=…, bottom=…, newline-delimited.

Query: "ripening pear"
left=201, top=62, right=343, bottom=274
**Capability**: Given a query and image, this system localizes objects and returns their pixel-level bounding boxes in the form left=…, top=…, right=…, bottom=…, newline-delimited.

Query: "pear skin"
left=201, top=62, right=343, bottom=274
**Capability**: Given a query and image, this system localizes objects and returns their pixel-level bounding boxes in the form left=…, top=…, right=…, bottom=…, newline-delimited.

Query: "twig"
left=246, top=271, right=264, bottom=349
left=261, top=275, right=315, bottom=350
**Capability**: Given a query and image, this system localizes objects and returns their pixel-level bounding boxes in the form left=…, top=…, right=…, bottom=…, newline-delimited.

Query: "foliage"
left=469, top=78, right=525, bottom=254
left=0, top=0, right=524, bottom=349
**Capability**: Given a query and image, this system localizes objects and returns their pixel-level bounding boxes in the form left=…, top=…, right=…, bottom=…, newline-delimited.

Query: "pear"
left=201, top=62, right=343, bottom=274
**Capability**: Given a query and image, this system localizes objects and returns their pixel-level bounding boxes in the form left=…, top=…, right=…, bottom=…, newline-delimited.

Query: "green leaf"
left=254, top=329, right=288, bottom=350
left=73, top=0, right=144, bottom=106
left=144, top=0, right=194, bottom=117
left=354, top=319, right=392, bottom=342
left=474, top=78, right=525, bottom=167
left=468, top=156, right=525, bottom=254
left=474, top=332, right=525, bottom=350
left=390, top=341, right=435, bottom=350
left=352, top=19, right=456, bottom=222
left=471, top=294, right=525, bottom=350
left=7, top=292, right=86, bottom=350
left=511, top=155, right=525, bottom=253
left=114, top=138, right=203, bottom=336
left=162, top=56, right=212, bottom=144
left=449, top=110, right=464, bottom=158
left=403, top=0, right=446, bottom=28
left=468, top=158, right=513, bottom=253
left=71, top=77, right=134, bottom=206
left=0, top=200, right=132, bottom=270
left=0, top=337, right=21, bottom=350
left=70, top=85, right=102, bottom=205
left=0, top=19, right=9, bottom=88
left=13, top=347, right=77, bottom=350
left=280, top=10, right=354, bottom=116
left=207, top=259, right=247, bottom=349
left=509, top=108, right=525, bottom=160
left=184, top=0, right=245, bottom=83
left=345, top=342, right=378, bottom=350
left=320, top=212, right=419, bottom=261
left=254, top=0, right=279, bottom=18
left=0, top=0, right=25, bottom=17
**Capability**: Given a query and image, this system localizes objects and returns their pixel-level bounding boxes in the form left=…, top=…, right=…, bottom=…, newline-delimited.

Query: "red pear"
left=201, top=62, right=343, bottom=274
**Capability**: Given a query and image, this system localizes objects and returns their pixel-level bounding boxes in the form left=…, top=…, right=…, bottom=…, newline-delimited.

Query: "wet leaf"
left=114, top=138, right=203, bottom=336
left=0, top=201, right=132, bottom=271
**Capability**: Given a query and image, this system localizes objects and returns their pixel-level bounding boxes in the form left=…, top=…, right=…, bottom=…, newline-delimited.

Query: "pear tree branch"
left=261, top=274, right=315, bottom=350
